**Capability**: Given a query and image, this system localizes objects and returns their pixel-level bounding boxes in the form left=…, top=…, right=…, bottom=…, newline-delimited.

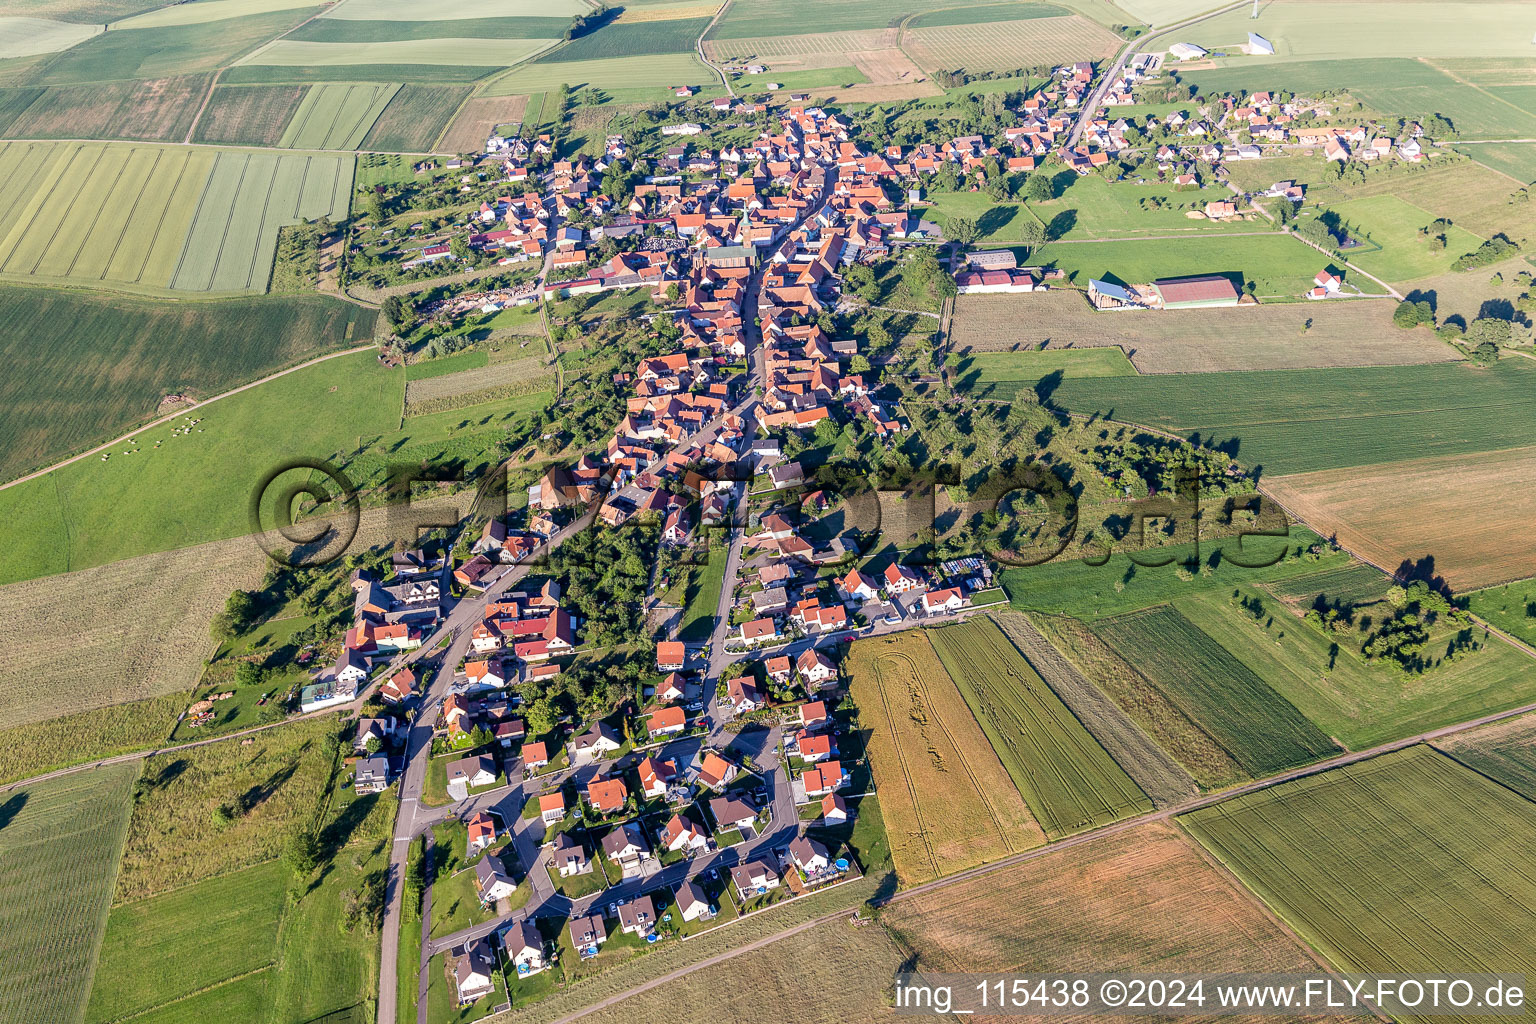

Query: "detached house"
left=473, top=853, right=517, bottom=905
left=569, top=914, right=608, bottom=959
left=453, top=939, right=497, bottom=1006
left=674, top=879, right=715, bottom=922
left=796, top=647, right=838, bottom=688
left=506, top=920, right=547, bottom=977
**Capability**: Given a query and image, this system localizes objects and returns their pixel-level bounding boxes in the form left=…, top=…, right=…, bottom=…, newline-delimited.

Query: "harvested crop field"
left=1436, top=712, right=1536, bottom=803
left=884, top=820, right=1335, bottom=995
left=1095, top=606, right=1339, bottom=776
left=1183, top=745, right=1536, bottom=1024
left=572, top=917, right=904, bottom=1024
left=0, top=765, right=139, bottom=1024
left=993, top=612, right=1198, bottom=807
left=950, top=290, right=1459, bottom=372
left=0, top=530, right=267, bottom=732
left=190, top=84, right=307, bottom=146
left=904, top=14, right=1120, bottom=72
left=403, top=355, right=553, bottom=415
left=928, top=617, right=1152, bottom=837
left=362, top=83, right=472, bottom=152
left=1, top=75, right=211, bottom=142
left=1263, top=445, right=1536, bottom=591
left=0, top=140, right=352, bottom=294
left=847, top=630, right=1045, bottom=884
left=435, top=94, right=528, bottom=154
left=277, top=81, right=399, bottom=149
left=704, top=29, right=893, bottom=61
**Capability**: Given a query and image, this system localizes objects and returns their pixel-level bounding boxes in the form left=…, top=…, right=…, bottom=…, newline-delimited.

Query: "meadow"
left=1182, top=3, right=1536, bottom=60
left=1264, top=445, right=1536, bottom=592
left=904, top=14, right=1120, bottom=72
left=320, top=0, right=585, bottom=17
left=114, top=0, right=320, bottom=28
left=546, top=17, right=712, bottom=62
left=883, top=820, right=1333, bottom=983
left=1183, top=745, right=1536, bottom=1024
left=1436, top=713, right=1536, bottom=803
left=402, top=355, right=553, bottom=415
left=115, top=715, right=339, bottom=902
left=907, top=2, right=1069, bottom=28
left=1458, top=142, right=1536, bottom=185
left=0, top=17, right=101, bottom=59
left=0, top=348, right=401, bottom=585
left=846, top=630, right=1045, bottom=884
left=1, top=75, right=211, bottom=141
left=0, top=286, right=373, bottom=481
left=0, top=765, right=140, bottom=1024
left=484, top=52, right=709, bottom=95
left=0, top=693, right=187, bottom=787
left=1048, top=357, right=1536, bottom=476
left=361, top=83, right=472, bottom=152
left=1322, top=195, right=1485, bottom=283
left=953, top=348, right=1136, bottom=399
left=950, top=290, right=1455, bottom=372
left=929, top=617, right=1152, bottom=835
left=0, top=140, right=352, bottom=294
left=669, top=540, right=727, bottom=642
left=289, top=15, right=572, bottom=42
left=1029, top=612, right=1245, bottom=790
left=1309, top=160, right=1534, bottom=244
left=240, top=37, right=553, bottom=67
left=35, top=9, right=317, bottom=84
left=1466, top=578, right=1536, bottom=648
left=1176, top=584, right=1536, bottom=751
left=1095, top=605, right=1340, bottom=776
left=278, top=82, right=399, bottom=150
left=1034, top=233, right=1353, bottom=299
left=191, top=83, right=308, bottom=145
left=1179, top=58, right=1536, bottom=141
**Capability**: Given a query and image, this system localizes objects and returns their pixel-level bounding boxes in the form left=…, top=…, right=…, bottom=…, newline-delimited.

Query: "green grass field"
left=1457, top=142, right=1536, bottom=185
left=1048, top=358, right=1536, bottom=476
left=1175, top=585, right=1536, bottom=751
left=1321, top=195, right=1485, bottom=283
left=0, top=348, right=400, bottom=585
left=0, top=16, right=102, bottom=59
left=0, top=764, right=139, bottom=1024
left=907, top=1, right=1068, bottom=28
left=547, top=17, right=712, bottom=62
left=241, top=36, right=552, bottom=67
left=1182, top=3, right=1536, bottom=60
left=708, top=0, right=1084, bottom=37
left=953, top=348, right=1136, bottom=399
left=222, top=62, right=503, bottom=84
left=1466, top=578, right=1536, bottom=648
left=278, top=82, right=400, bottom=149
left=85, top=861, right=287, bottom=1024
left=483, top=52, right=709, bottom=95
left=1095, top=604, right=1340, bottom=776
left=320, top=0, right=585, bottom=17
left=0, top=286, right=373, bottom=483
left=0, top=140, right=351, bottom=294
left=1033, top=233, right=1354, bottom=299
left=671, top=542, right=728, bottom=642
left=1178, top=59, right=1536, bottom=141
left=35, top=9, right=318, bottom=84
left=190, top=83, right=308, bottom=145
left=1183, top=745, right=1536, bottom=1024
left=1261, top=561, right=1393, bottom=608
left=928, top=618, right=1152, bottom=837
left=289, top=14, right=572, bottom=41
left=360, top=83, right=471, bottom=151
left=112, top=0, right=319, bottom=28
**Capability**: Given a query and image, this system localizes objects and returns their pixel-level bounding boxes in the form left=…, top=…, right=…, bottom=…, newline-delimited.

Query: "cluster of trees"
left=1360, top=582, right=1472, bottom=672
left=1091, top=436, right=1251, bottom=497
left=1392, top=299, right=1436, bottom=329
left=545, top=519, right=658, bottom=647
left=1453, top=234, right=1520, bottom=271
left=564, top=4, right=612, bottom=40
left=272, top=217, right=333, bottom=291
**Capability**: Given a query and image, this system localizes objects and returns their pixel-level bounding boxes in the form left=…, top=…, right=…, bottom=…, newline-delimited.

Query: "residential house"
left=453, top=939, right=497, bottom=1005
left=601, top=820, right=652, bottom=870
left=522, top=740, right=551, bottom=771
left=800, top=700, right=828, bottom=730
left=552, top=831, right=591, bottom=876
left=821, top=793, right=849, bottom=823
left=921, top=588, right=966, bottom=616
left=796, top=647, right=837, bottom=688
left=571, top=721, right=623, bottom=761
left=799, top=732, right=835, bottom=764
left=661, top=812, right=710, bottom=853
left=837, top=568, right=879, bottom=602
left=696, top=751, right=738, bottom=790
left=768, top=462, right=805, bottom=489
left=381, top=668, right=417, bottom=705
left=883, top=563, right=924, bottom=594
left=656, top=641, right=686, bottom=672
left=473, top=853, right=517, bottom=905
left=506, top=920, right=547, bottom=976
left=790, top=835, right=832, bottom=875
left=674, top=879, right=715, bottom=922
left=539, top=791, right=567, bottom=825
left=466, top=811, right=499, bottom=855
left=730, top=859, right=781, bottom=900
left=569, top=913, right=608, bottom=959
left=657, top=672, right=687, bottom=703
left=638, top=756, right=677, bottom=799
left=586, top=777, right=629, bottom=816
left=726, top=676, right=766, bottom=713
left=446, top=755, right=498, bottom=801
left=802, top=760, right=847, bottom=797
left=353, top=755, right=390, bottom=794
left=765, top=655, right=793, bottom=685
left=618, top=895, right=657, bottom=936
left=709, top=795, right=757, bottom=833
left=353, top=717, right=396, bottom=754
left=647, top=705, right=688, bottom=738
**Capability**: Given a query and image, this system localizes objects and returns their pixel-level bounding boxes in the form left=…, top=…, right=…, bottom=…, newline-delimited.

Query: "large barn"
left=1151, top=275, right=1240, bottom=309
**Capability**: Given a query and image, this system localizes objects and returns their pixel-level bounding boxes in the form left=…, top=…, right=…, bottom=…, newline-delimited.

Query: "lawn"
left=1031, top=233, right=1363, bottom=299
left=1175, top=585, right=1536, bottom=751
left=0, top=285, right=373, bottom=484
left=0, top=348, right=402, bottom=586
left=927, top=617, right=1152, bottom=838
left=845, top=630, right=1045, bottom=884
left=1047, top=357, right=1536, bottom=477
left=1321, top=195, right=1485, bottom=284
left=1182, top=745, right=1536, bottom=1024
left=1094, top=604, right=1340, bottom=777
left=1466, top=577, right=1536, bottom=648
left=429, top=867, right=501, bottom=940
left=278, top=81, right=400, bottom=150
left=673, top=541, right=727, bottom=642
left=0, top=764, right=139, bottom=1024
